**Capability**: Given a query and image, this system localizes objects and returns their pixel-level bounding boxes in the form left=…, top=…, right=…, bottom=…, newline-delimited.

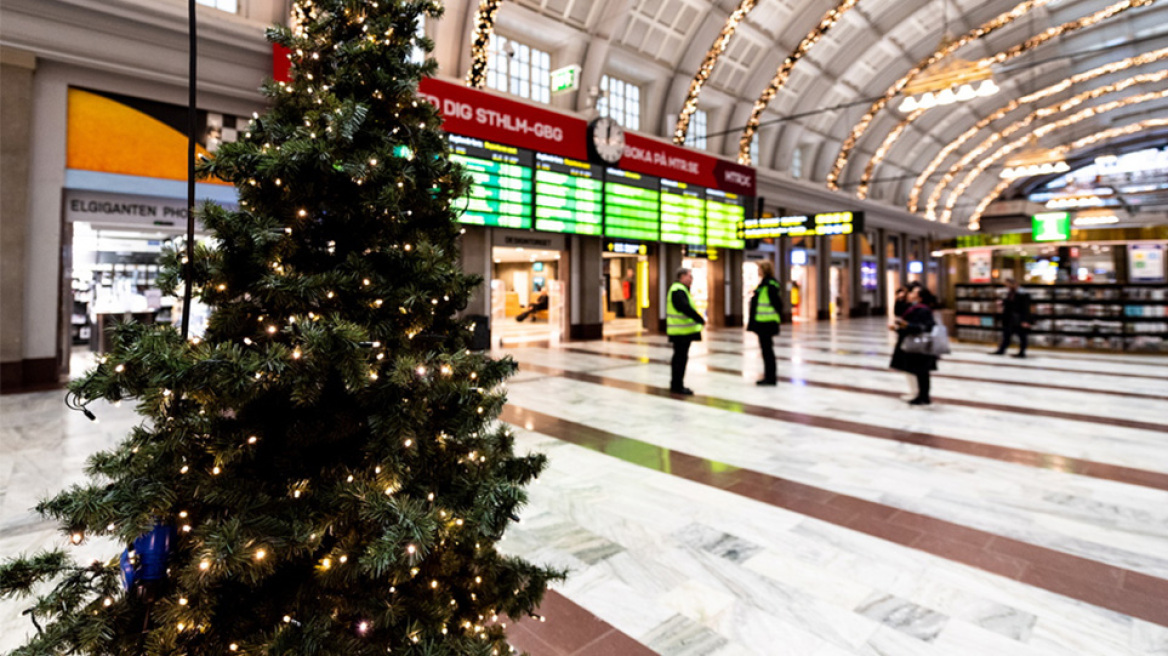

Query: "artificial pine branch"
left=1, top=1, right=563, bottom=653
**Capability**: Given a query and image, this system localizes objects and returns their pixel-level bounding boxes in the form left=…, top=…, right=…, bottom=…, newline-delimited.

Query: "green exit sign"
left=1032, top=212, right=1071, bottom=242
left=550, top=65, right=580, bottom=94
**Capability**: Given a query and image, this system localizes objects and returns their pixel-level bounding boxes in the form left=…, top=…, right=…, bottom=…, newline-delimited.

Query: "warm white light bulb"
left=898, top=96, right=919, bottom=112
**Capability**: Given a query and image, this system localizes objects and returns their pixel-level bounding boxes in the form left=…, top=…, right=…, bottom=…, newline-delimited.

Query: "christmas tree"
left=0, top=1, right=560, bottom=653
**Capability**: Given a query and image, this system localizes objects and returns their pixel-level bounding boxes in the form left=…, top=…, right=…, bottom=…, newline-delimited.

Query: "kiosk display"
left=705, top=189, right=746, bottom=249
left=603, top=168, right=660, bottom=242
left=449, top=135, right=534, bottom=229
left=661, top=179, right=705, bottom=245
left=533, top=153, right=604, bottom=235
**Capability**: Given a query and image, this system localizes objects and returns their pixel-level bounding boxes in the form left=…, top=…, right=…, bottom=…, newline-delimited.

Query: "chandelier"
left=1072, top=209, right=1120, bottom=225
left=1045, top=194, right=1106, bottom=209
left=898, top=58, right=999, bottom=112
left=1000, top=144, right=1069, bottom=179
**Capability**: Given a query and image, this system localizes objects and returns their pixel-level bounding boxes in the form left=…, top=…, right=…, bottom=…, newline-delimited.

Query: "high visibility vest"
left=667, top=282, right=703, bottom=337
left=754, top=282, right=780, bottom=324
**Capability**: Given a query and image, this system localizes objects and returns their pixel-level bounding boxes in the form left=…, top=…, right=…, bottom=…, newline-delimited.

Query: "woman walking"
left=747, top=260, right=783, bottom=386
left=890, top=285, right=938, bottom=405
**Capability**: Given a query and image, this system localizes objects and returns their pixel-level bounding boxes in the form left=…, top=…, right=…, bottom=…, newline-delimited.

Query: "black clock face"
left=590, top=117, right=625, bottom=164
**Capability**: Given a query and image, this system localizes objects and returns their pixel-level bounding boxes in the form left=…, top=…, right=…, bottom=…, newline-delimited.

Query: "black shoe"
left=989, top=351, right=1005, bottom=355
left=908, top=398, right=932, bottom=406
left=1011, top=353, right=1026, bottom=358
left=670, top=387, right=695, bottom=396
left=756, top=379, right=777, bottom=386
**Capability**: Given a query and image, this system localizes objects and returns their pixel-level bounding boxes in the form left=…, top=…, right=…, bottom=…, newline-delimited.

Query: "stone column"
left=569, top=235, right=603, bottom=340
left=1, top=48, right=36, bottom=390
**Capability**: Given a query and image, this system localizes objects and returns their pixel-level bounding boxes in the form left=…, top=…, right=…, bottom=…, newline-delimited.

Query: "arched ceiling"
left=497, top=0, right=1168, bottom=226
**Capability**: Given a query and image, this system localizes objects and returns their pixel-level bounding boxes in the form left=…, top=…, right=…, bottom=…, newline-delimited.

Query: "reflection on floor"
left=495, top=316, right=645, bottom=347
left=4, top=318, right=1167, bottom=655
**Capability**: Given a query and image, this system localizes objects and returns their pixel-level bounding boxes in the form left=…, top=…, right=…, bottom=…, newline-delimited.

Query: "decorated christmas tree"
left=0, top=1, right=560, bottom=653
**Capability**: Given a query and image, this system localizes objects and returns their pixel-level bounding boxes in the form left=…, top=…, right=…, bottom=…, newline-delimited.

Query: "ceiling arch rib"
left=825, top=0, right=1062, bottom=192
left=908, top=46, right=1168, bottom=214
left=968, top=117, right=1168, bottom=226
left=465, top=0, right=504, bottom=88
left=925, top=64, right=1168, bottom=219
left=671, top=0, right=759, bottom=144
left=941, top=87, right=1168, bottom=223
left=735, top=0, right=863, bottom=166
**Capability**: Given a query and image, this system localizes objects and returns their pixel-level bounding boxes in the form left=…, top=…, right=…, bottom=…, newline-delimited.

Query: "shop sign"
left=1129, top=244, right=1165, bottom=282
left=65, top=191, right=206, bottom=230
left=495, top=231, right=566, bottom=250
left=605, top=241, right=651, bottom=255
left=1032, top=212, right=1071, bottom=242
left=684, top=244, right=718, bottom=260
left=908, top=261, right=925, bottom=274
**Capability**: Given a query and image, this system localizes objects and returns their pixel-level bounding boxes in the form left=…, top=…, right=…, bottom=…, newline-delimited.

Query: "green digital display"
left=449, top=135, right=533, bottom=229
left=1032, top=211, right=1071, bottom=242
left=705, top=189, right=745, bottom=249
left=603, top=168, right=660, bottom=241
left=660, top=179, right=705, bottom=245
left=534, top=153, right=604, bottom=235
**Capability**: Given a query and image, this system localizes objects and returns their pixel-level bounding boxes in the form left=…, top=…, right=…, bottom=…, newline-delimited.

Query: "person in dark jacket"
left=747, top=260, right=783, bottom=386
left=889, top=285, right=938, bottom=405
left=991, top=280, right=1032, bottom=358
left=668, top=267, right=706, bottom=395
left=515, top=286, right=549, bottom=322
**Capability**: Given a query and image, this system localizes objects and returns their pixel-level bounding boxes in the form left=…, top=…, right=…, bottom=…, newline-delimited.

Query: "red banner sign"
left=273, top=46, right=755, bottom=195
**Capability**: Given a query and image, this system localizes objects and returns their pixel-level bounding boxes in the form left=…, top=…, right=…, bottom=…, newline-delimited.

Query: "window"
left=196, top=0, right=237, bottom=12
left=486, top=36, right=551, bottom=104
left=749, top=137, right=759, bottom=167
left=596, top=75, right=640, bottom=131
left=683, top=109, right=707, bottom=150
left=409, top=15, right=426, bottom=64
left=791, top=145, right=804, bottom=179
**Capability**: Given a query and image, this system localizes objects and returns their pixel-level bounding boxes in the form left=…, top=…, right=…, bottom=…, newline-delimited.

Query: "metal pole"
left=181, top=0, right=198, bottom=339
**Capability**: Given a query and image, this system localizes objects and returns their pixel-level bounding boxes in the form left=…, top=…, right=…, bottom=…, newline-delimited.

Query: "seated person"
left=516, top=288, right=549, bottom=322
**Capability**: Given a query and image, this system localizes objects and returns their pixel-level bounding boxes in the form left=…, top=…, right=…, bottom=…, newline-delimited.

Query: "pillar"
left=816, top=234, right=831, bottom=321
left=725, top=249, right=744, bottom=327
left=569, top=235, right=603, bottom=340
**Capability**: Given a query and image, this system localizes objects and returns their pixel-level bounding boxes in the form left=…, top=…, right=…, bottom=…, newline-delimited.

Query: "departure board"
left=660, top=179, right=705, bottom=245
left=533, top=153, right=604, bottom=235
left=449, top=135, right=534, bottom=229
left=705, top=189, right=746, bottom=249
left=603, top=168, right=660, bottom=241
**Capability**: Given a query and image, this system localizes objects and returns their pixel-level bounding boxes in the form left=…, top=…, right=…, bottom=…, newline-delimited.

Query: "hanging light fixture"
left=898, top=60, right=997, bottom=112
left=1000, top=140, right=1069, bottom=180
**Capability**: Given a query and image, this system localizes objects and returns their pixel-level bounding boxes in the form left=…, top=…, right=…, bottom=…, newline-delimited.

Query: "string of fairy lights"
left=829, top=0, right=1157, bottom=194
left=673, top=0, right=758, bottom=145
left=856, top=108, right=926, bottom=200
left=966, top=118, right=1168, bottom=228
left=465, top=0, right=503, bottom=88
left=926, top=68, right=1168, bottom=220
left=940, top=88, right=1168, bottom=224
left=908, top=47, right=1168, bottom=214
left=736, top=0, right=862, bottom=166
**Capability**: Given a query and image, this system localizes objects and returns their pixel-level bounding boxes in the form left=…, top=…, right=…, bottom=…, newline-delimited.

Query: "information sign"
left=533, top=152, right=604, bottom=235
left=603, top=168, right=660, bottom=241
left=661, top=179, right=705, bottom=245
left=739, top=211, right=864, bottom=238
left=449, top=135, right=533, bottom=229
left=705, top=189, right=746, bottom=249
left=1032, top=212, right=1071, bottom=242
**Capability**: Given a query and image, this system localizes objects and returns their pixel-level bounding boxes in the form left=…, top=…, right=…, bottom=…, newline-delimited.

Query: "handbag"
left=902, top=323, right=951, bottom=356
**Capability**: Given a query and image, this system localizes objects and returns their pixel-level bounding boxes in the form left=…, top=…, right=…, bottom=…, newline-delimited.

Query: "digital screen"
left=1032, top=212, right=1071, bottom=242
left=705, top=189, right=746, bottom=249
left=603, top=168, right=660, bottom=241
left=740, top=211, right=863, bottom=238
left=449, top=135, right=533, bottom=229
left=660, top=179, right=705, bottom=245
left=534, top=153, right=604, bottom=235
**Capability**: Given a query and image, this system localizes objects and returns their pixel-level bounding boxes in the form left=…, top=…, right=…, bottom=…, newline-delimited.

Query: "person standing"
left=668, top=267, right=706, bottom=395
left=992, top=280, right=1032, bottom=358
left=747, top=260, right=783, bottom=386
left=889, top=285, right=938, bottom=406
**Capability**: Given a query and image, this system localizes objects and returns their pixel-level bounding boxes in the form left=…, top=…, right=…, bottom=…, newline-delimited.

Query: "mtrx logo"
left=723, top=170, right=753, bottom=189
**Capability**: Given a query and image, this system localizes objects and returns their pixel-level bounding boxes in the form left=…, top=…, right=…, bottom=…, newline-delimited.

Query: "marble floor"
left=2, top=318, right=1167, bottom=655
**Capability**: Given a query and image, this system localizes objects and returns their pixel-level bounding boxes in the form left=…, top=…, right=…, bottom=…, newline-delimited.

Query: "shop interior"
left=789, top=248, right=817, bottom=322
left=680, top=255, right=711, bottom=321
left=69, top=221, right=209, bottom=366
left=490, top=246, right=564, bottom=346
left=602, top=250, right=648, bottom=337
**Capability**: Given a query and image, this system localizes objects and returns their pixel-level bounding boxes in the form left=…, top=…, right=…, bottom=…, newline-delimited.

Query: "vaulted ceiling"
left=495, top=0, right=1168, bottom=226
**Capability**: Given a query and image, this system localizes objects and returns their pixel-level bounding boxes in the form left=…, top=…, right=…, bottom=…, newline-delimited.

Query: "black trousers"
left=758, top=333, right=776, bottom=382
left=915, top=371, right=931, bottom=402
left=670, top=339, right=692, bottom=390
left=997, top=322, right=1028, bottom=354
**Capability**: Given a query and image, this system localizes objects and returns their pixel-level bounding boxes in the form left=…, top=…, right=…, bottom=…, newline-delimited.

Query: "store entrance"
left=789, top=257, right=817, bottom=322
left=681, top=256, right=711, bottom=321
left=602, top=252, right=647, bottom=337
left=886, top=266, right=901, bottom=317
left=490, top=246, right=566, bottom=347
left=829, top=260, right=849, bottom=320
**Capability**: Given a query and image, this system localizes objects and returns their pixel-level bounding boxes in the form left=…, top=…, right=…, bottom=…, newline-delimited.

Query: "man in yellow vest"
left=747, top=260, right=782, bottom=385
left=668, top=267, right=706, bottom=395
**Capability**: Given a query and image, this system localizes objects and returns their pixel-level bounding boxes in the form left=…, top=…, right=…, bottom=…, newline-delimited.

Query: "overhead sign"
left=550, top=65, right=581, bottom=94
left=605, top=241, right=650, bottom=255
left=739, top=211, right=864, bottom=238
left=1129, top=244, right=1165, bottom=282
left=1032, top=212, right=1071, bottom=242
left=65, top=191, right=213, bottom=231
